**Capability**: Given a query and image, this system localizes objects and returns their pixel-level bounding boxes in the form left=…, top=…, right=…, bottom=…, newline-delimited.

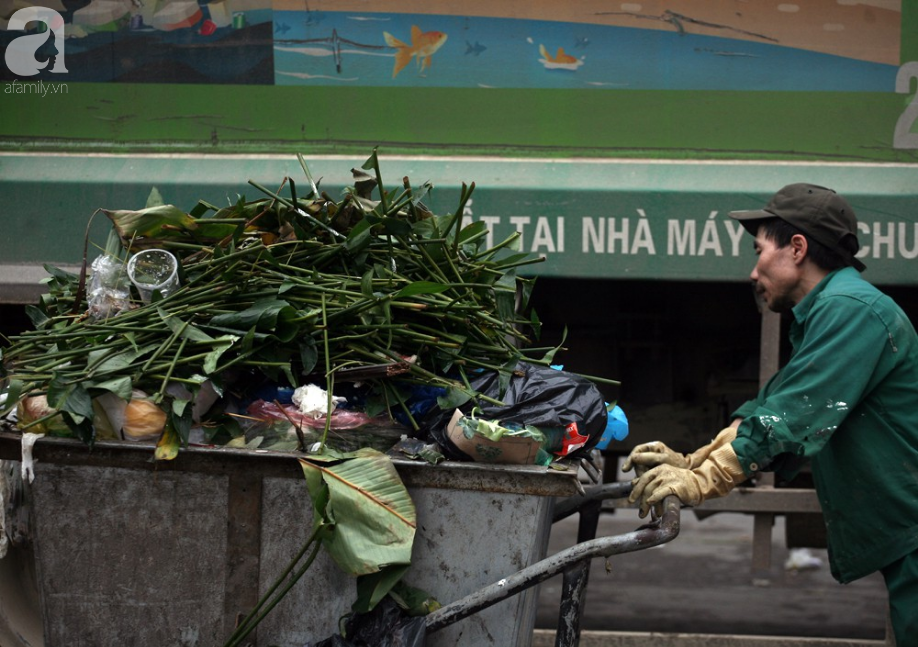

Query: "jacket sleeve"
left=730, top=294, right=895, bottom=478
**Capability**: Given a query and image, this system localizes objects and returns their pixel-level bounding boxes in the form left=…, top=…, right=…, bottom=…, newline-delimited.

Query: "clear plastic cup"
left=127, top=249, right=180, bottom=303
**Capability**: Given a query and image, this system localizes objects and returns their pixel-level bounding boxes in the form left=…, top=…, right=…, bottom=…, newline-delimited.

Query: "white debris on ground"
left=784, top=547, right=824, bottom=572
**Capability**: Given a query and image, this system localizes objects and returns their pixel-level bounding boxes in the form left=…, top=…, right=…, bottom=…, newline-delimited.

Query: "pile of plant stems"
left=0, top=151, right=562, bottom=452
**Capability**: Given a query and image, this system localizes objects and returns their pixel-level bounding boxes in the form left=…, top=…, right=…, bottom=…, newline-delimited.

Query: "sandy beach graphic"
left=276, top=0, right=900, bottom=65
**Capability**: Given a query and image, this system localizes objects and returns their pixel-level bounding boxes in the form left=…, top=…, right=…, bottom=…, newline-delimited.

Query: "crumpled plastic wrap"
left=87, top=254, right=132, bottom=321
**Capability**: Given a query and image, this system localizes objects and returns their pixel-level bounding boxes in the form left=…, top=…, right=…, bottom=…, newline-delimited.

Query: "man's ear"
left=790, top=234, right=808, bottom=264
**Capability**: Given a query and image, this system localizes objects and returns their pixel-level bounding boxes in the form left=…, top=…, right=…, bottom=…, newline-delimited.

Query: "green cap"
left=729, top=183, right=865, bottom=272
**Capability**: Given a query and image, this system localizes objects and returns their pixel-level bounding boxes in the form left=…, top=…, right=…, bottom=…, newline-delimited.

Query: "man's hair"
left=757, top=217, right=859, bottom=272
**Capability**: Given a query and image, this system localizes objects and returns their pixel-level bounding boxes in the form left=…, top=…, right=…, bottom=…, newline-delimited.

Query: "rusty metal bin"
left=0, top=432, right=581, bottom=647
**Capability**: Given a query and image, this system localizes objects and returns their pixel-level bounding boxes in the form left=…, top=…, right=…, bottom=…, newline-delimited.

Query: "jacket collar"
left=791, top=266, right=860, bottom=325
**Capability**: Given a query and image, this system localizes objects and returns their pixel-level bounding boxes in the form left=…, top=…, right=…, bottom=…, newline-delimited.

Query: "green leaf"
left=411, top=217, right=439, bottom=241
left=145, top=187, right=164, bottom=208
left=207, top=299, right=299, bottom=343
left=299, top=448, right=416, bottom=577
left=42, top=264, right=79, bottom=283
left=260, top=246, right=281, bottom=269
left=158, top=308, right=214, bottom=342
left=171, top=397, right=190, bottom=418
left=189, top=200, right=218, bottom=218
left=497, top=355, right=520, bottom=398
left=24, top=305, right=48, bottom=328
left=353, top=565, right=410, bottom=614
left=90, top=376, right=133, bottom=401
left=0, top=379, right=24, bottom=416
left=360, top=149, right=379, bottom=173
left=435, top=213, right=456, bottom=238
left=203, top=335, right=237, bottom=374
left=376, top=217, right=411, bottom=236
left=360, top=268, right=375, bottom=298
left=87, top=348, right=143, bottom=375
left=540, top=326, right=568, bottom=365
left=392, top=281, right=450, bottom=299
left=169, top=400, right=193, bottom=447
left=299, top=336, right=318, bottom=375
left=457, top=220, right=488, bottom=245
left=494, top=271, right=517, bottom=323
left=48, top=376, right=94, bottom=424
left=123, top=331, right=139, bottom=352
left=346, top=219, right=372, bottom=253
left=529, top=309, right=542, bottom=340
left=241, top=326, right=256, bottom=352
left=62, top=413, right=95, bottom=446
left=389, top=580, right=442, bottom=616
left=436, top=386, right=474, bottom=410
left=410, top=182, right=432, bottom=208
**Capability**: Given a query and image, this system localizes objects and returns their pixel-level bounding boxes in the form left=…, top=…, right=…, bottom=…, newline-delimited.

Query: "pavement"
left=535, top=504, right=889, bottom=642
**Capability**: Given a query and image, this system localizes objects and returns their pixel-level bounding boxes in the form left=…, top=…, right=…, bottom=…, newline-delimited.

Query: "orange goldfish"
left=383, top=25, right=448, bottom=78
left=539, top=44, right=578, bottom=64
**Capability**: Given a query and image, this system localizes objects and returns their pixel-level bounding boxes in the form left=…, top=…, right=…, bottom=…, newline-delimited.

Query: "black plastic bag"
left=418, top=361, right=608, bottom=461
left=310, top=597, right=426, bottom=647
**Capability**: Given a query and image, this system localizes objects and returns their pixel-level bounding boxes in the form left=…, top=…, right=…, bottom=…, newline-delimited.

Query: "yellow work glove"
left=628, top=443, right=747, bottom=518
left=622, top=426, right=738, bottom=475
left=622, top=441, right=690, bottom=474
left=684, top=426, right=738, bottom=469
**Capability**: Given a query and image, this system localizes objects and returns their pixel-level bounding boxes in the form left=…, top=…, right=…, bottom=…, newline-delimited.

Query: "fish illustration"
left=383, top=25, right=448, bottom=78
left=574, top=36, right=590, bottom=49
left=465, top=40, right=486, bottom=56
left=275, top=21, right=290, bottom=35
left=538, top=44, right=584, bottom=70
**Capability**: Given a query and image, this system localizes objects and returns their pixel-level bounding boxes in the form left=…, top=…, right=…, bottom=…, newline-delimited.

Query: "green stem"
left=154, top=336, right=188, bottom=403
left=385, top=381, right=417, bottom=431
left=471, top=230, right=523, bottom=260
left=321, top=294, right=334, bottom=448
left=223, top=526, right=323, bottom=647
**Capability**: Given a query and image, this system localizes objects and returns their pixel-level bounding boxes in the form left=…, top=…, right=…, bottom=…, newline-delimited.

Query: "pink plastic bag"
left=246, top=400, right=376, bottom=430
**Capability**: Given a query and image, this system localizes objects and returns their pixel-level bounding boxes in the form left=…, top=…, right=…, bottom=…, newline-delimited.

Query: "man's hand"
left=622, top=426, right=739, bottom=479
left=622, top=441, right=689, bottom=475
left=628, top=444, right=748, bottom=518
left=628, top=464, right=701, bottom=518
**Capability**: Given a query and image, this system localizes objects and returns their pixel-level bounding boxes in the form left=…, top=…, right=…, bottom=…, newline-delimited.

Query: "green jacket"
left=732, top=267, right=918, bottom=583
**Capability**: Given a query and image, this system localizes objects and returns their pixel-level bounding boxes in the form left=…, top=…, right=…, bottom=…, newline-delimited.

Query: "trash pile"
left=0, top=150, right=626, bottom=465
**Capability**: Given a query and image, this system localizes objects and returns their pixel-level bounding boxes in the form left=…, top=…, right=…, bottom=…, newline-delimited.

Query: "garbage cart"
left=0, top=432, right=678, bottom=647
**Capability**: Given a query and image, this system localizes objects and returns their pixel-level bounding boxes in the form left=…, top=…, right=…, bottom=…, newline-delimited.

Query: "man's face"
left=750, top=229, right=801, bottom=313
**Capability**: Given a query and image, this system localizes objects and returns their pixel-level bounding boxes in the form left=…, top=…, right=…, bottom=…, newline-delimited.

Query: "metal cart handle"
left=425, top=483, right=680, bottom=636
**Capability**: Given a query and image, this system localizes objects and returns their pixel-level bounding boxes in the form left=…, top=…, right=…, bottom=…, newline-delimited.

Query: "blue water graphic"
left=273, top=11, right=896, bottom=92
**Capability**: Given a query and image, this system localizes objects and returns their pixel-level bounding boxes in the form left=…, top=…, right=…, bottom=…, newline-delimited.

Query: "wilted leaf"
left=155, top=419, right=181, bottom=461
left=103, top=204, right=198, bottom=239
left=300, top=448, right=416, bottom=577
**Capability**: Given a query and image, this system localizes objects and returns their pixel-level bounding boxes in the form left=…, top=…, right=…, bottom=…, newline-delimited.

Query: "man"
left=624, top=183, right=918, bottom=645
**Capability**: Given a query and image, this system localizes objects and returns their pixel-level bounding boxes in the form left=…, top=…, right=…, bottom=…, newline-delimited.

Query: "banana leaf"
left=300, top=448, right=416, bottom=578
